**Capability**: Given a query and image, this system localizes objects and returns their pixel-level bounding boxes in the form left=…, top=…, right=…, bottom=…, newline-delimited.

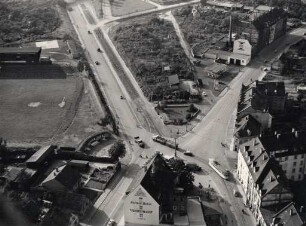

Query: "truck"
left=152, top=135, right=177, bottom=149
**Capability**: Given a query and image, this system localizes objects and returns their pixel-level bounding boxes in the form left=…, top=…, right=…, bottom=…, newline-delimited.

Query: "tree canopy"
left=108, top=140, right=126, bottom=160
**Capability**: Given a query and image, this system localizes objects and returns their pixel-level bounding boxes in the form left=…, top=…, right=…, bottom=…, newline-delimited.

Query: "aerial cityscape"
left=0, top=0, right=306, bottom=226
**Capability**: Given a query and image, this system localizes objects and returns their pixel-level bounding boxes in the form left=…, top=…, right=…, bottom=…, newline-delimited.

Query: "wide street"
left=67, top=1, right=306, bottom=225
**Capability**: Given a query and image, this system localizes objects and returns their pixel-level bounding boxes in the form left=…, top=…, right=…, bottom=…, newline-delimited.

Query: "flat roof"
left=26, top=145, right=55, bottom=164
left=0, top=47, right=41, bottom=54
left=187, top=198, right=207, bottom=226
left=256, top=5, right=273, bottom=11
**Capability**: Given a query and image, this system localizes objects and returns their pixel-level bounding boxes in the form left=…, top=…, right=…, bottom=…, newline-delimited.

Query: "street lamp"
left=174, top=130, right=179, bottom=157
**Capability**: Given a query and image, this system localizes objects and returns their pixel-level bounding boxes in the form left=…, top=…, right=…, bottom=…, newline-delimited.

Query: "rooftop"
left=0, top=47, right=41, bottom=54
left=259, top=130, right=306, bottom=156
left=235, top=115, right=262, bottom=138
left=42, top=165, right=80, bottom=191
left=26, top=145, right=56, bottom=165
left=272, top=202, right=305, bottom=226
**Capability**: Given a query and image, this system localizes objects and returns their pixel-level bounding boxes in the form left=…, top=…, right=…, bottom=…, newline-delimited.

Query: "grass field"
left=0, top=77, right=83, bottom=143
left=110, top=0, right=156, bottom=17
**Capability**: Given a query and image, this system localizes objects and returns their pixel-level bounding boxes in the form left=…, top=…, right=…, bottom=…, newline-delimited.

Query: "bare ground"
left=110, top=0, right=156, bottom=17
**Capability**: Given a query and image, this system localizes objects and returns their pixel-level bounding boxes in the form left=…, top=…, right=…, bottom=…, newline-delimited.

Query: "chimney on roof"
left=292, top=128, right=295, bottom=133
left=300, top=206, right=304, bottom=213
left=252, top=161, right=256, bottom=168
left=290, top=209, right=293, bottom=216
left=274, top=131, right=277, bottom=135
left=295, top=131, right=299, bottom=138
left=263, top=154, right=268, bottom=160
left=277, top=134, right=280, bottom=139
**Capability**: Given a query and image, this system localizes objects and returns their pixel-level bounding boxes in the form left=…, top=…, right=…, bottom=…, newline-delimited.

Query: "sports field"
left=0, top=76, right=83, bottom=143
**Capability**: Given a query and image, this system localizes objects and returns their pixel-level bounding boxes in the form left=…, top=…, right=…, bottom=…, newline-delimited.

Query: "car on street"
left=120, top=95, right=124, bottom=99
left=95, top=61, right=100, bottom=65
left=183, top=151, right=194, bottom=156
left=185, top=163, right=202, bottom=172
left=107, top=219, right=116, bottom=226
left=233, top=189, right=240, bottom=197
left=135, top=137, right=145, bottom=148
left=97, top=48, right=102, bottom=52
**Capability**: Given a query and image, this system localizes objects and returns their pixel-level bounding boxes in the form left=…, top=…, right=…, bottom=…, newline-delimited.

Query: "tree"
left=77, top=61, right=84, bottom=72
left=178, top=170, right=194, bottom=192
left=188, top=104, right=197, bottom=113
left=108, top=140, right=126, bottom=160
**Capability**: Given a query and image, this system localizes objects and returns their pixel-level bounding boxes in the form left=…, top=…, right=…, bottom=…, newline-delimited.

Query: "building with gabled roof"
left=41, top=165, right=81, bottom=193
left=124, top=153, right=206, bottom=226
left=235, top=114, right=262, bottom=139
left=124, top=153, right=178, bottom=226
left=237, top=138, right=294, bottom=226
left=270, top=202, right=305, bottom=226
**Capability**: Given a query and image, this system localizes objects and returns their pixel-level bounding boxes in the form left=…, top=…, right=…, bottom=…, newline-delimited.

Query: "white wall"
left=233, top=39, right=252, bottom=56
left=124, top=185, right=160, bottom=226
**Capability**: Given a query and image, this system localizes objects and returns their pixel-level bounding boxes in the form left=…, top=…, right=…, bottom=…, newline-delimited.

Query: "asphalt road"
left=68, top=1, right=306, bottom=225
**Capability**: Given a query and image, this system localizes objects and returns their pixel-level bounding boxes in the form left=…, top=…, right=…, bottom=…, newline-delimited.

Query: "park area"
left=110, top=0, right=156, bottom=17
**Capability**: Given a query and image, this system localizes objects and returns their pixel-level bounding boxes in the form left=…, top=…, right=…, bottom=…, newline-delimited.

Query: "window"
left=302, top=155, right=304, bottom=159
left=301, top=160, right=304, bottom=166
left=299, top=175, right=302, bottom=180
left=139, top=206, right=143, bottom=210
left=285, top=156, right=288, bottom=161
left=139, top=213, right=143, bottom=218
left=295, top=155, right=298, bottom=160
left=292, top=168, right=296, bottom=173
left=293, top=162, right=297, bottom=166
left=173, top=206, right=177, bottom=211
left=300, top=168, right=303, bottom=172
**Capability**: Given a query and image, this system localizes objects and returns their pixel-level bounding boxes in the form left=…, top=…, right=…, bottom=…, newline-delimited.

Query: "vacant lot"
left=110, top=0, right=156, bottom=17
left=110, top=16, right=193, bottom=101
left=0, top=75, right=83, bottom=143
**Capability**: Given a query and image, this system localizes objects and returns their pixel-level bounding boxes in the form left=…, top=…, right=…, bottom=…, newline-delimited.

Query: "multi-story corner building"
left=236, top=81, right=287, bottom=138
left=237, top=138, right=294, bottom=226
left=235, top=8, right=287, bottom=56
left=260, top=130, right=306, bottom=181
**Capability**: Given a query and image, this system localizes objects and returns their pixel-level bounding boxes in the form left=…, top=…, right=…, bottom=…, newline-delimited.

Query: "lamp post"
left=174, top=129, right=179, bottom=157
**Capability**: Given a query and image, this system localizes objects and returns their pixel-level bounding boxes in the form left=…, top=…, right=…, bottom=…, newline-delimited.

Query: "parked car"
left=120, top=95, right=124, bottom=99
left=135, top=137, right=145, bottom=148
left=233, top=189, right=240, bottom=197
left=185, top=163, right=202, bottom=172
left=184, top=151, right=194, bottom=156
left=107, top=219, right=116, bottom=226
left=97, top=48, right=102, bottom=52
left=95, top=61, right=100, bottom=65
